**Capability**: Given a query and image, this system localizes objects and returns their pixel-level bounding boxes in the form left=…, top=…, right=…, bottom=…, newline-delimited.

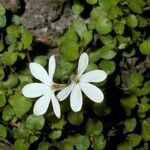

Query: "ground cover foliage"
left=0, top=0, right=150, bottom=149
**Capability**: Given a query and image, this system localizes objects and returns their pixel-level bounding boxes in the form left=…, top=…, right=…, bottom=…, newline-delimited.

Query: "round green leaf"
left=139, top=40, right=150, bottom=55
left=99, top=60, right=115, bottom=75
left=0, top=90, right=6, bottom=107
left=68, top=111, right=83, bottom=125
left=2, top=105, right=14, bottom=121
left=86, top=0, right=98, bottom=5
left=0, top=124, right=7, bottom=139
left=96, top=18, right=112, bottom=34
left=1, top=52, right=17, bottom=66
left=126, top=15, right=138, bottom=28
left=38, top=142, right=50, bottom=150
left=86, top=119, right=103, bottom=135
left=26, top=114, right=45, bottom=130
left=49, top=130, right=62, bottom=140
left=142, top=118, right=150, bottom=141
left=0, top=65, right=5, bottom=80
left=0, top=3, right=5, bottom=15
left=14, top=139, right=29, bottom=150
left=124, top=118, right=137, bottom=133
left=0, top=15, right=6, bottom=27
left=9, top=92, right=32, bottom=118
left=92, top=135, right=106, bottom=150
left=72, top=1, right=84, bottom=15
left=34, top=55, right=47, bottom=67
left=127, top=134, right=141, bottom=147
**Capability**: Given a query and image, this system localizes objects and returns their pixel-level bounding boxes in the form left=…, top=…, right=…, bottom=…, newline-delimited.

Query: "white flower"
left=22, top=55, right=62, bottom=118
left=57, top=53, right=107, bottom=112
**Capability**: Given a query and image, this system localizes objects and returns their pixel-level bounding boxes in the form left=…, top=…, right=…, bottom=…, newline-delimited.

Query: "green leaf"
left=86, top=119, right=103, bottom=136
left=99, top=60, right=115, bottom=75
left=139, top=39, right=150, bottom=55
left=14, top=139, right=29, bottom=150
left=121, top=95, right=138, bottom=109
left=34, top=55, right=47, bottom=67
left=100, top=35, right=116, bottom=48
left=137, top=81, right=150, bottom=96
left=0, top=3, right=5, bottom=15
left=72, top=20, right=87, bottom=38
left=137, top=16, right=148, bottom=27
left=113, top=20, right=125, bottom=35
left=0, top=15, right=6, bottom=27
left=74, top=135, right=90, bottom=150
left=2, top=105, right=14, bottom=121
left=0, top=40, right=4, bottom=52
left=127, top=134, right=141, bottom=147
left=0, top=124, right=7, bottom=139
left=51, top=118, right=66, bottom=130
left=5, top=34, right=17, bottom=45
left=9, top=91, right=32, bottom=118
left=126, top=15, right=138, bottom=28
left=2, top=74, right=19, bottom=88
left=12, top=15, right=21, bottom=25
left=38, top=142, right=50, bottom=150
left=49, top=130, right=62, bottom=140
left=0, top=90, right=6, bottom=107
left=67, top=111, right=83, bottom=125
left=1, top=52, right=18, bottom=66
left=95, top=18, right=112, bottom=34
left=129, top=72, right=144, bottom=87
left=107, top=5, right=123, bottom=19
left=127, top=0, right=145, bottom=14
left=98, top=0, right=119, bottom=11
left=26, top=114, right=45, bottom=130
left=86, top=0, right=98, bottom=5
left=124, top=118, right=137, bottom=133
left=0, top=65, right=5, bottom=80
left=81, top=30, right=93, bottom=46
left=21, top=30, right=33, bottom=49
left=61, top=143, right=74, bottom=150
left=7, top=25, right=21, bottom=37
left=142, top=118, right=150, bottom=141
left=55, top=58, right=75, bottom=80
left=92, top=135, right=106, bottom=150
left=59, top=29, right=79, bottom=61
left=98, top=46, right=116, bottom=60
left=72, top=1, right=84, bottom=15
left=117, top=142, right=133, bottom=150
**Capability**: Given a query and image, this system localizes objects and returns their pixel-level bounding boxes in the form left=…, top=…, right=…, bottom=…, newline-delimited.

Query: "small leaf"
left=72, top=1, right=84, bottom=14
left=21, top=30, right=33, bottom=49
left=127, top=134, right=141, bottom=147
left=67, top=111, right=83, bottom=125
left=95, top=18, right=112, bottom=34
left=92, top=135, right=106, bottom=150
left=51, top=118, right=66, bottom=130
left=86, top=0, right=98, bottom=5
left=142, top=118, right=150, bottom=141
left=1, top=52, right=17, bottom=66
left=0, top=90, right=6, bottom=107
left=7, top=25, right=21, bottom=37
left=139, top=39, right=150, bottom=55
left=124, top=118, right=137, bottom=133
left=2, top=105, right=14, bottom=121
left=126, top=15, right=138, bottom=28
left=0, top=40, right=4, bottom=52
left=49, top=130, right=62, bottom=140
left=99, top=60, right=115, bottom=75
left=0, top=3, right=5, bottom=15
left=38, top=142, right=50, bottom=150
left=0, top=15, right=6, bottom=27
left=0, top=124, right=7, bottom=139
left=9, top=91, right=32, bottom=118
left=26, top=114, right=45, bottom=130
left=14, top=139, right=29, bottom=150
left=86, top=119, right=103, bottom=136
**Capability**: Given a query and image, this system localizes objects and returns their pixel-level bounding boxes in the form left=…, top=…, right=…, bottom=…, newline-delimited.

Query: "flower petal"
left=48, top=55, right=56, bottom=82
left=29, top=63, right=50, bottom=84
left=57, top=84, right=74, bottom=101
left=80, top=82, right=104, bottom=103
left=77, top=53, right=89, bottom=77
left=33, top=93, right=51, bottom=115
left=22, top=83, right=48, bottom=98
left=70, top=84, right=83, bottom=112
left=51, top=94, right=61, bottom=118
left=80, top=70, right=107, bottom=83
